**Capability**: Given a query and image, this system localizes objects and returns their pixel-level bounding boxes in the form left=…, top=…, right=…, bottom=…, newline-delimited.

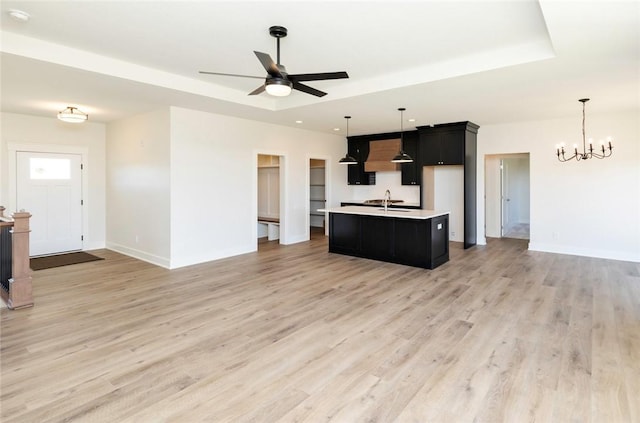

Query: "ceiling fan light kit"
left=200, top=25, right=349, bottom=98
left=57, top=106, right=88, bottom=123
left=265, top=77, right=292, bottom=96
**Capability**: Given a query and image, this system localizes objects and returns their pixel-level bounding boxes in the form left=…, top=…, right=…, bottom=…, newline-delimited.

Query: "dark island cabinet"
left=400, top=131, right=421, bottom=185
left=329, top=213, right=361, bottom=253
left=361, top=216, right=394, bottom=259
left=347, top=139, right=376, bottom=185
left=329, top=212, right=449, bottom=269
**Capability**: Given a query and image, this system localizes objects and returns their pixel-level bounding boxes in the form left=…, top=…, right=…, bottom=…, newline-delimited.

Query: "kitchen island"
left=320, top=206, right=449, bottom=269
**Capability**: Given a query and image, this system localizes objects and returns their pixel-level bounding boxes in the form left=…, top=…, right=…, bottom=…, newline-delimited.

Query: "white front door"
left=16, top=151, right=83, bottom=256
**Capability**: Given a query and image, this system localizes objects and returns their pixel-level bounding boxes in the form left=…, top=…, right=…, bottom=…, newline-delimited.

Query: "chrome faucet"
left=383, top=189, right=391, bottom=211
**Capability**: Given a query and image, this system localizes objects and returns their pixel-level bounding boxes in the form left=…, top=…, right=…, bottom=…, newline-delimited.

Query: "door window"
left=30, top=158, right=71, bottom=180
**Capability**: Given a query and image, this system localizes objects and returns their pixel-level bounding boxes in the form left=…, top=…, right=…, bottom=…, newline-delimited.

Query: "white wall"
left=106, top=109, right=171, bottom=267
left=0, top=112, right=106, bottom=250
left=169, top=107, right=347, bottom=269
left=433, top=166, right=464, bottom=243
left=477, top=110, right=640, bottom=262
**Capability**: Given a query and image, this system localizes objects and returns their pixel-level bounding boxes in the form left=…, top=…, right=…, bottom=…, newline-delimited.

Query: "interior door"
left=17, top=151, right=83, bottom=256
left=500, top=159, right=512, bottom=236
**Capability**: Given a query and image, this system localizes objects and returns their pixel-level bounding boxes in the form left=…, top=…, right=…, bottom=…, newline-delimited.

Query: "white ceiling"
left=1, top=0, right=638, bottom=136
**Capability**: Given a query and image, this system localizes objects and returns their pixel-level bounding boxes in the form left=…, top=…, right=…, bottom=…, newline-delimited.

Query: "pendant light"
left=391, top=107, right=413, bottom=163
left=57, top=106, right=88, bottom=123
left=338, top=116, right=358, bottom=164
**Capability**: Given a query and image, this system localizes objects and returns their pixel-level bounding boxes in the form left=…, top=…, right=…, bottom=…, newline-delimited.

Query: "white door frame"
left=484, top=153, right=530, bottom=239
left=500, top=158, right=510, bottom=237
left=307, top=156, right=330, bottom=239
left=253, top=150, right=287, bottom=247
left=8, top=143, right=89, bottom=249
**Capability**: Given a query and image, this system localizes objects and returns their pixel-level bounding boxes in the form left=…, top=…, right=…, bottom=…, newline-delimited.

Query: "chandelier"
left=556, top=98, right=613, bottom=162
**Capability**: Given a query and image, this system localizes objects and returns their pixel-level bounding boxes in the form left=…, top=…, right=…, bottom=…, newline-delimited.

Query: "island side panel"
left=430, top=214, right=450, bottom=268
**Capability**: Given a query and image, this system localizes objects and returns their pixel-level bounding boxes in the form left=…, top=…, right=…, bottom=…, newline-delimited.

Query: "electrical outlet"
left=451, top=231, right=455, bottom=237
left=135, top=235, right=139, bottom=243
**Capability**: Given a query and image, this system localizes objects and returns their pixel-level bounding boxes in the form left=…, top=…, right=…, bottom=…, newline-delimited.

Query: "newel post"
left=8, top=211, right=33, bottom=309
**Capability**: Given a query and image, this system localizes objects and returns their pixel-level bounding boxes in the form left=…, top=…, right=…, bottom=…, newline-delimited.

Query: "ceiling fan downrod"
left=269, top=26, right=287, bottom=66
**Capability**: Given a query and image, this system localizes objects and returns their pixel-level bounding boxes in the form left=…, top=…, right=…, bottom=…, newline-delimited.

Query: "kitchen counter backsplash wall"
left=344, top=171, right=420, bottom=204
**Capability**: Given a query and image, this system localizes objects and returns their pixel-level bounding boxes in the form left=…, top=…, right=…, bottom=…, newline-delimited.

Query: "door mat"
left=30, top=251, right=104, bottom=271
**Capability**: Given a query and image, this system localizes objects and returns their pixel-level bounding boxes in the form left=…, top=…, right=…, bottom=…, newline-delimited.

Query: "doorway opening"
left=485, top=153, right=530, bottom=240
left=309, top=158, right=326, bottom=239
left=257, top=154, right=282, bottom=248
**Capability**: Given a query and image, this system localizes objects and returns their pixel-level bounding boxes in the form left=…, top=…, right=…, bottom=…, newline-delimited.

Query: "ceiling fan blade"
left=248, top=84, right=266, bottom=96
left=199, top=71, right=264, bottom=80
left=254, top=51, right=281, bottom=76
left=288, top=71, right=349, bottom=82
left=292, top=81, right=327, bottom=97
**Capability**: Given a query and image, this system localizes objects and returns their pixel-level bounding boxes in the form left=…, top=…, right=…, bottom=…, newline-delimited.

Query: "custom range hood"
left=364, top=139, right=401, bottom=172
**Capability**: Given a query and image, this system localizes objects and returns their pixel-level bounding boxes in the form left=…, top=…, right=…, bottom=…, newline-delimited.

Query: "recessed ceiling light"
left=295, top=120, right=303, bottom=124
left=333, top=128, right=340, bottom=131
left=8, top=9, right=30, bottom=23
left=408, top=118, right=416, bottom=122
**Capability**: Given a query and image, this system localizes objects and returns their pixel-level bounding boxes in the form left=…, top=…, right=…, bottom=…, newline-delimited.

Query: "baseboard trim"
left=106, top=242, right=170, bottom=268
left=528, top=242, right=640, bottom=263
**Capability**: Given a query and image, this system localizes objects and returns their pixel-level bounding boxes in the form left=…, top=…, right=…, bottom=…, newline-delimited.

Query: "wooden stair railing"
left=0, top=206, right=33, bottom=309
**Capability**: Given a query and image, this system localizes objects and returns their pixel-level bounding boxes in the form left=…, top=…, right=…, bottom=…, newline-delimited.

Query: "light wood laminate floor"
left=2, top=235, right=639, bottom=422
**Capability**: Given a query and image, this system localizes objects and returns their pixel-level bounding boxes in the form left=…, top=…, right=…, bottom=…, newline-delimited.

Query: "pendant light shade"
left=338, top=116, right=358, bottom=164
left=391, top=107, right=413, bottom=163
left=58, top=106, right=88, bottom=123
left=391, top=150, right=413, bottom=163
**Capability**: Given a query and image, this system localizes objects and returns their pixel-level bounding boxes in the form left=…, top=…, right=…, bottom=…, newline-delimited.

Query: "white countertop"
left=318, top=206, right=449, bottom=220
left=341, top=201, right=421, bottom=208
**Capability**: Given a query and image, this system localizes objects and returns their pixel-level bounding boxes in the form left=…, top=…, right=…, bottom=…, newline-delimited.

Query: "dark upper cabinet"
left=438, top=130, right=465, bottom=165
left=347, top=139, right=376, bottom=185
left=418, top=125, right=465, bottom=166
left=400, top=132, right=421, bottom=185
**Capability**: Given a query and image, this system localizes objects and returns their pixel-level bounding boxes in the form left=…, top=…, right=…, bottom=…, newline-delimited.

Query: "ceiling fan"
left=199, top=26, right=349, bottom=98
